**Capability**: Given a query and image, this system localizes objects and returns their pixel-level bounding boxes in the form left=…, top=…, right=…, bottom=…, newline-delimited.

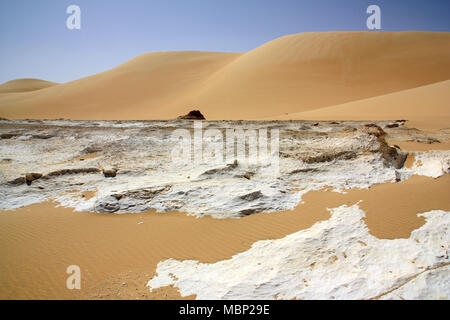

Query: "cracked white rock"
left=147, top=206, right=450, bottom=300
left=408, top=151, right=450, bottom=178
left=1, top=120, right=448, bottom=218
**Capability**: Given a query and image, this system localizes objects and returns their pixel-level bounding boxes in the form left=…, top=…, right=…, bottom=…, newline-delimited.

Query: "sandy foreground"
left=0, top=174, right=449, bottom=300
left=0, top=174, right=448, bottom=299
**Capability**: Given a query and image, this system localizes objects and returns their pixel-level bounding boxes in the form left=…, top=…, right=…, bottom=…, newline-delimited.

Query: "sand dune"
left=0, top=31, right=449, bottom=120
left=0, top=78, right=58, bottom=93
left=193, top=32, right=450, bottom=119
left=0, top=52, right=240, bottom=120
left=273, top=80, right=450, bottom=130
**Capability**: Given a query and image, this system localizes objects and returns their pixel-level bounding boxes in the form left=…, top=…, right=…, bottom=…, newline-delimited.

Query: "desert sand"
left=0, top=31, right=449, bottom=122
left=274, top=80, right=450, bottom=131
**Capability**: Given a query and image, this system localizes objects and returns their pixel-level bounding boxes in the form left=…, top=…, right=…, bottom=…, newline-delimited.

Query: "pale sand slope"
left=192, top=32, right=450, bottom=120
left=0, top=31, right=449, bottom=120
left=273, top=80, right=450, bottom=131
left=0, top=78, right=58, bottom=93
left=0, top=52, right=240, bottom=120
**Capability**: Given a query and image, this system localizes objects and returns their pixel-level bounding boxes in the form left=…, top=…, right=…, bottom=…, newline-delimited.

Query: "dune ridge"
left=0, top=31, right=449, bottom=121
left=0, top=78, right=58, bottom=93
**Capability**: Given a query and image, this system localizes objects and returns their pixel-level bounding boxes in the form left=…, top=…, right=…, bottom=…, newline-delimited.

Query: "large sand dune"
left=193, top=32, right=450, bottom=119
left=0, top=31, right=449, bottom=120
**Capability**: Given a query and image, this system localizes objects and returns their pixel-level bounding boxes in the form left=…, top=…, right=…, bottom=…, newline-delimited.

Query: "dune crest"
left=0, top=78, right=58, bottom=93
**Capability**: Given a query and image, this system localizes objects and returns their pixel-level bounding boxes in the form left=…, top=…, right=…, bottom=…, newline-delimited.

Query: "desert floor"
left=0, top=119, right=449, bottom=299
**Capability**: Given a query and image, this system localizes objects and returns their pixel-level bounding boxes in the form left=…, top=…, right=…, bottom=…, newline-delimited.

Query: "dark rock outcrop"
left=1, top=133, right=18, bottom=139
left=385, top=123, right=399, bottom=129
left=25, top=173, right=43, bottom=185
left=177, top=110, right=206, bottom=120
left=380, top=145, right=407, bottom=169
left=358, top=124, right=407, bottom=169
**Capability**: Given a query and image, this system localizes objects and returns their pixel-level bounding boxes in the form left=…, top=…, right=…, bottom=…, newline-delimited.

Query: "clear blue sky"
left=1, top=0, right=449, bottom=83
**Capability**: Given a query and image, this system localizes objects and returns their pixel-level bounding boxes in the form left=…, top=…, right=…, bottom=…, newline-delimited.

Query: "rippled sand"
left=0, top=174, right=448, bottom=299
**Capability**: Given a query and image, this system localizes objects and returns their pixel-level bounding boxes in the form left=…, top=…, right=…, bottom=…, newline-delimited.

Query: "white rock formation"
left=1, top=119, right=447, bottom=218
left=147, top=206, right=450, bottom=300
left=409, top=150, right=450, bottom=178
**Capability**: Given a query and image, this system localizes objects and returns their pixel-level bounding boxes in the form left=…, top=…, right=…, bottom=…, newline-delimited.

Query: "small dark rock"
left=100, top=201, right=120, bottom=213
left=239, top=191, right=263, bottom=201
left=25, top=173, right=43, bottom=185
left=1, top=133, right=17, bottom=139
left=385, top=123, right=399, bottom=129
left=103, top=168, right=117, bottom=178
left=242, top=173, right=253, bottom=180
left=177, top=110, right=206, bottom=120
left=112, top=194, right=123, bottom=200
left=239, top=209, right=257, bottom=216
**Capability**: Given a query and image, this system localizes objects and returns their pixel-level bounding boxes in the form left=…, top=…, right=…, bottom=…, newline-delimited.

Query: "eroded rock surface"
left=0, top=119, right=448, bottom=217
